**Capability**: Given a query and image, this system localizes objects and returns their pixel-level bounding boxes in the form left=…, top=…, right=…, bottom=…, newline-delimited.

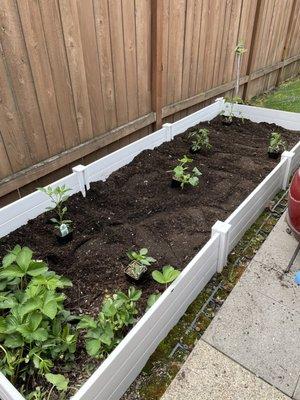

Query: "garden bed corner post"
left=211, top=221, right=231, bottom=273
left=72, top=165, right=87, bottom=197
left=281, top=151, right=295, bottom=189
left=163, top=123, right=173, bottom=141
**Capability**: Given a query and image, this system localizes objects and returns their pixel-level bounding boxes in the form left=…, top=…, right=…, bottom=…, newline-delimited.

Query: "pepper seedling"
left=125, top=248, right=156, bottom=282
left=171, top=155, right=202, bottom=189
left=268, top=132, right=286, bottom=159
left=188, top=128, right=212, bottom=153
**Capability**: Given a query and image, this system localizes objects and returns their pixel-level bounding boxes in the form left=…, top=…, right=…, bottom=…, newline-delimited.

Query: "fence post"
left=281, top=151, right=295, bottom=189
left=72, top=165, right=87, bottom=197
left=163, top=123, right=173, bottom=141
left=211, top=221, right=231, bottom=273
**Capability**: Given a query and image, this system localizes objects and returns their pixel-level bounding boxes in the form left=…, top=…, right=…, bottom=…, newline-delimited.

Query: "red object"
left=287, top=168, right=300, bottom=240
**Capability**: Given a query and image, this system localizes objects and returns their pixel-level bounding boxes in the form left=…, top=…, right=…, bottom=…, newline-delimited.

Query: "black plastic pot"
left=268, top=151, right=281, bottom=159
left=56, top=229, right=73, bottom=245
left=171, top=178, right=182, bottom=188
left=125, top=261, right=147, bottom=283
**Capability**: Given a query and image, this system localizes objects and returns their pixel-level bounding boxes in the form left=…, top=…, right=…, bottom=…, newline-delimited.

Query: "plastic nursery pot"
left=171, top=178, right=182, bottom=188
left=125, top=261, right=147, bottom=283
left=55, top=229, right=73, bottom=245
left=268, top=150, right=281, bottom=159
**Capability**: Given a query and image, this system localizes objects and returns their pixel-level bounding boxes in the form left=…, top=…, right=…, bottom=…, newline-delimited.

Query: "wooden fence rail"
left=0, top=0, right=299, bottom=202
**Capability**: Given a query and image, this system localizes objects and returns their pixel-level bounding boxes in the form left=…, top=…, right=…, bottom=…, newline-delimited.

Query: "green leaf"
left=162, top=265, right=180, bottom=283
left=16, top=247, right=33, bottom=271
left=86, top=338, right=101, bottom=357
left=31, top=327, right=48, bottom=342
left=140, top=248, right=148, bottom=256
left=27, top=261, right=48, bottom=277
left=147, top=293, right=161, bottom=309
left=29, top=311, right=43, bottom=331
left=188, top=176, right=199, bottom=187
left=0, top=264, right=24, bottom=279
left=77, top=315, right=97, bottom=330
left=128, top=287, right=142, bottom=301
left=45, top=373, right=69, bottom=391
left=151, top=270, right=165, bottom=284
left=19, top=298, right=40, bottom=318
left=42, top=299, right=57, bottom=320
left=4, top=333, right=24, bottom=348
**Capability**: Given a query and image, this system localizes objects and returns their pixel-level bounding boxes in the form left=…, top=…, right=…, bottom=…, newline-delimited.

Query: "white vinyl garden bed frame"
left=0, top=99, right=300, bottom=400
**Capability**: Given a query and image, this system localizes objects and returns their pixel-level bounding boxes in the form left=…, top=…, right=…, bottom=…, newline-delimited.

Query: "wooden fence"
left=0, top=0, right=299, bottom=204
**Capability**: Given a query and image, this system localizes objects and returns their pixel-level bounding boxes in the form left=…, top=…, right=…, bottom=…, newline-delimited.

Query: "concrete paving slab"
left=162, top=340, right=290, bottom=400
left=294, top=376, right=300, bottom=400
left=236, top=259, right=300, bottom=314
left=254, top=213, right=299, bottom=271
left=203, top=286, right=300, bottom=397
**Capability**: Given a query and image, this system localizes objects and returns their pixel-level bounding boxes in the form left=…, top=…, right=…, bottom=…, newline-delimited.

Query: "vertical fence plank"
left=0, top=133, right=12, bottom=179
left=17, top=0, right=65, bottom=156
left=39, top=0, right=80, bottom=150
left=59, top=0, right=93, bottom=142
left=0, top=0, right=49, bottom=164
left=76, top=0, right=106, bottom=136
left=151, top=0, right=163, bottom=128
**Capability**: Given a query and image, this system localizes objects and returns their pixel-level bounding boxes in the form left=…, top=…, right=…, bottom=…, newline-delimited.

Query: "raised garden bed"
left=0, top=100, right=299, bottom=400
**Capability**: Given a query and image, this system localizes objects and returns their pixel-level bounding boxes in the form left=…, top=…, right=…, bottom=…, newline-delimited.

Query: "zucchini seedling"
left=268, top=132, right=286, bottom=159
left=125, top=248, right=156, bottom=282
left=188, top=128, right=212, bottom=153
left=38, top=185, right=73, bottom=243
left=152, top=265, right=180, bottom=288
left=171, top=155, right=202, bottom=188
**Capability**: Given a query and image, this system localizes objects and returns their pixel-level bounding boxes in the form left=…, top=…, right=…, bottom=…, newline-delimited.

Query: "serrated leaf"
left=45, top=373, right=69, bottom=391
left=4, top=333, right=24, bottom=348
left=146, top=293, right=161, bottom=309
left=19, top=298, right=40, bottom=318
left=29, top=311, right=43, bottom=331
left=31, top=327, right=48, bottom=342
left=86, top=338, right=101, bottom=357
left=27, top=261, right=48, bottom=277
left=77, top=316, right=97, bottom=330
left=42, top=299, right=57, bottom=320
left=0, top=265, right=24, bottom=279
left=16, top=247, right=33, bottom=271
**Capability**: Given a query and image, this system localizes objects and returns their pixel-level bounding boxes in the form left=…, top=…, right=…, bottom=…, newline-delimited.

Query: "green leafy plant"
left=77, top=287, right=142, bottom=358
left=268, top=132, right=286, bottom=153
left=152, top=265, right=180, bottom=288
left=146, top=293, right=161, bottom=310
left=171, top=155, right=202, bottom=188
left=188, top=128, right=212, bottom=152
left=127, top=248, right=156, bottom=266
left=0, top=245, right=76, bottom=394
left=220, top=96, right=244, bottom=124
left=45, top=373, right=69, bottom=398
left=38, top=185, right=72, bottom=235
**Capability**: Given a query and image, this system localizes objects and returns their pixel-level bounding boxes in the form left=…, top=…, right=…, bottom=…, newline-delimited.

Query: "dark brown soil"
left=0, top=116, right=299, bottom=394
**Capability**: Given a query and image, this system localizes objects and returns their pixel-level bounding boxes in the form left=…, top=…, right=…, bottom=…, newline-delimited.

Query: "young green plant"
left=268, top=132, right=286, bottom=154
left=188, top=128, right=212, bottom=152
left=152, top=265, right=180, bottom=289
left=125, top=248, right=156, bottom=280
left=171, top=155, right=202, bottom=189
left=38, top=185, right=72, bottom=236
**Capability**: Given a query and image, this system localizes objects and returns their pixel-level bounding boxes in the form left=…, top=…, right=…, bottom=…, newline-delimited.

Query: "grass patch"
left=252, top=78, right=300, bottom=113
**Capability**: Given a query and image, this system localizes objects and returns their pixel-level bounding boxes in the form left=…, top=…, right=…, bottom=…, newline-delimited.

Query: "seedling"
left=188, top=128, right=212, bottom=153
left=152, top=265, right=180, bottom=288
left=171, top=155, right=202, bottom=188
left=220, top=96, right=244, bottom=125
left=38, top=185, right=73, bottom=241
left=146, top=292, right=161, bottom=310
left=125, top=248, right=156, bottom=281
left=268, top=132, right=286, bottom=158
left=77, top=287, right=141, bottom=357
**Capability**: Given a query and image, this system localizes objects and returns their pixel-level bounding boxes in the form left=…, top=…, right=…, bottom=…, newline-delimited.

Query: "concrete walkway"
left=162, top=213, right=300, bottom=400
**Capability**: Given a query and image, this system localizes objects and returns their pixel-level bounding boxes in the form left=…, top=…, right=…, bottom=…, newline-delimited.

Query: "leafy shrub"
left=0, top=245, right=76, bottom=394
left=38, top=185, right=72, bottom=235
left=77, top=287, right=142, bottom=357
left=268, top=132, right=286, bottom=153
left=171, top=155, right=202, bottom=188
left=188, top=128, right=212, bottom=152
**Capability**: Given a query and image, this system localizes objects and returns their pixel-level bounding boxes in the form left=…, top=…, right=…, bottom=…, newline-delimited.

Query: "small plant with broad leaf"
left=0, top=245, right=76, bottom=397
left=188, top=128, right=212, bottom=153
left=152, top=265, right=180, bottom=288
left=171, top=155, right=202, bottom=189
left=268, top=132, right=286, bottom=158
left=77, top=287, right=141, bottom=357
left=38, top=185, right=72, bottom=237
left=125, top=248, right=156, bottom=281
left=146, top=292, right=161, bottom=310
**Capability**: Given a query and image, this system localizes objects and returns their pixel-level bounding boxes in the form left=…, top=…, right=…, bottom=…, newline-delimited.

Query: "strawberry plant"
left=125, top=248, right=156, bottom=281
left=77, top=287, right=142, bottom=357
left=188, top=128, right=212, bottom=153
left=268, top=132, right=285, bottom=156
left=171, top=155, right=202, bottom=188
left=38, top=185, right=72, bottom=237
left=0, top=245, right=77, bottom=398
